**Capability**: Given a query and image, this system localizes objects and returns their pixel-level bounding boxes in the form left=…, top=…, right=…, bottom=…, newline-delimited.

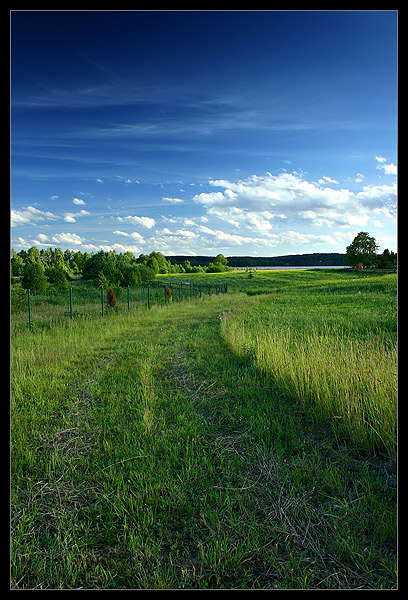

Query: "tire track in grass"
left=11, top=294, right=397, bottom=589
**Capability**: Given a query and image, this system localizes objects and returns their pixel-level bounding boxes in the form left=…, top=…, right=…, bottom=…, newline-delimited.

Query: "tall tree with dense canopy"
left=345, top=232, right=379, bottom=268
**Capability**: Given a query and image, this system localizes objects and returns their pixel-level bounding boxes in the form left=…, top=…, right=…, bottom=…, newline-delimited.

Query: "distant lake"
left=235, top=265, right=347, bottom=270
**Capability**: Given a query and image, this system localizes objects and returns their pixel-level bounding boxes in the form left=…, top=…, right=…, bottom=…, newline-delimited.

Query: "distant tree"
left=146, top=256, right=159, bottom=274
left=27, top=246, right=40, bottom=262
left=95, top=271, right=110, bottom=289
left=45, top=266, right=69, bottom=290
left=374, top=248, right=397, bottom=269
left=149, top=251, right=170, bottom=274
left=214, top=253, right=228, bottom=266
left=345, top=232, right=379, bottom=268
left=182, top=259, right=192, bottom=273
left=122, top=265, right=142, bottom=287
left=11, top=249, right=24, bottom=277
left=21, top=258, right=48, bottom=292
left=52, top=247, right=65, bottom=270
left=135, top=264, right=156, bottom=282
left=206, top=254, right=233, bottom=273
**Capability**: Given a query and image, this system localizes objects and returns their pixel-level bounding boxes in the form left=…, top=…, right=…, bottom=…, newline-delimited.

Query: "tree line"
left=10, top=247, right=233, bottom=293
left=167, top=252, right=347, bottom=268
left=10, top=233, right=396, bottom=294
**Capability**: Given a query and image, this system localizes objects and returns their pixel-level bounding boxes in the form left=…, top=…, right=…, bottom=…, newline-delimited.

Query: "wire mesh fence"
left=11, top=280, right=228, bottom=334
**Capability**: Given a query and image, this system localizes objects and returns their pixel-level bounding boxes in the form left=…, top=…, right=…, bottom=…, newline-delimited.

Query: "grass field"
left=10, top=269, right=397, bottom=589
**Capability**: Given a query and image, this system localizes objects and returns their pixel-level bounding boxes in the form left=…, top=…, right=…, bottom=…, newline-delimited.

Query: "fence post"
left=127, top=285, right=130, bottom=311
left=101, top=286, right=104, bottom=317
left=148, top=282, right=151, bottom=309
left=190, top=282, right=193, bottom=299
left=27, top=288, right=32, bottom=331
left=179, top=282, right=181, bottom=302
left=164, top=284, right=167, bottom=304
left=200, top=283, right=202, bottom=297
left=70, top=287, right=73, bottom=319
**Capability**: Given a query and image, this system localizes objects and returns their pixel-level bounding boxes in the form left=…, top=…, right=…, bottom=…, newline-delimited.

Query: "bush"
left=106, top=288, right=117, bottom=309
left=11, top=286, right=27, bottom=314
left=45, top=267, right=69, bottom=290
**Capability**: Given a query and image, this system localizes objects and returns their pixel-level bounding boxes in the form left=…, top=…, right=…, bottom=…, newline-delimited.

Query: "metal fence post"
left=148, top=282, right=151, bottom=309
left=101, top=286, right=104, bottom=317
left=27, top=288, right=32, bottom=331
left=127, top=285, right=130, bottom=311
left=190, top=282, right=193, bottom=299
left=70, top=287, right=73, bottom=319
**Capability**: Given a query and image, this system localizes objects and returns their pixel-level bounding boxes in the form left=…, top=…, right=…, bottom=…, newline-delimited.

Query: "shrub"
left=106, top=288, right=117, bottom=309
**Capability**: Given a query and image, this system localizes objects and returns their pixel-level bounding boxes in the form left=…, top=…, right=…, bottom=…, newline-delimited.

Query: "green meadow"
left=10, top=269, right=397, bottom=589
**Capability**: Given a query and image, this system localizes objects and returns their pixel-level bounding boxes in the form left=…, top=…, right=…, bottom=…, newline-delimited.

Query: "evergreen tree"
left=21, top=258, right=48, bottom=292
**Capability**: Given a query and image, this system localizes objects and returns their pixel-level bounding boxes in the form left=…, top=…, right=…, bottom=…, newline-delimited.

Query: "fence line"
left=13, top=280, right=229, bottom=333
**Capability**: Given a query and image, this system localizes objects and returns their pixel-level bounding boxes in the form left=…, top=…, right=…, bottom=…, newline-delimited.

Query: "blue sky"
left=11, top=10, right=397, bottom=257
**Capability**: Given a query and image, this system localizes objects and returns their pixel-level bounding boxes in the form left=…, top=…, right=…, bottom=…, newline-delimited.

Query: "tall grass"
left=222, top=316, right=396, bottom=456
left=10, top=275, right=397, bottom=589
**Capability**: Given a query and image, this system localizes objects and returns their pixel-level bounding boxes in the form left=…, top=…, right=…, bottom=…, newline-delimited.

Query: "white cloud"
left=318, top=176, right=339, bottom=184
left=64, top=209, right=90, bottom=223
left=174, top=229, right=198, bottom=239
left=113, top=230, right=145, bottom=242
left=194, top=172, right=374, bottom=229
left=11, top=205, right=58, bottom=227
left=381, top=162, right=397, bottom=175
left=37, top=233, right=50, bottom=242
left=375, top=156, right=397, bottom=175
left=32, top=233, right=51, bottom=245
left=116, top=215, right=156, bottom=228
left=51, top=232, right=84, bottom=246
left=72, top=197, right=86, bottom=205
left=101, top=243, right=141, bottom=254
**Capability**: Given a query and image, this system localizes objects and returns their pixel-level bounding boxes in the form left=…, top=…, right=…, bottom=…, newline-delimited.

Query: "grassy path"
left=11, top=295, right=396, bottom=589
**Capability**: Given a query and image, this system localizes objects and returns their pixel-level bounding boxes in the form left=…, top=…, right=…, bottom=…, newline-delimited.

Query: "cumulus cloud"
left=193, top=171, right=396, bottom=231
left=51, top=232, right=84, bottom=246
left=116, top=215, right=156, bottom=228
left=32, top=233, right=51, bottom=245
left=11, top=205, right=58, bottom=227
left=72, top=197, right=86, bottom=205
